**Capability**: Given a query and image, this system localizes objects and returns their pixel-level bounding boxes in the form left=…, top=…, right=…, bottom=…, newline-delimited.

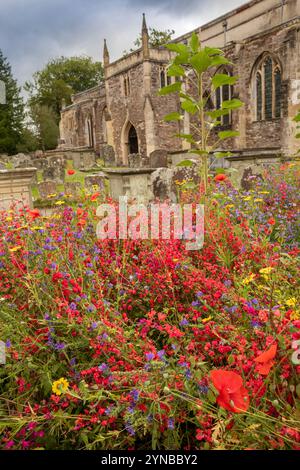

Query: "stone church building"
left=58, top=0, right=300, bottom=166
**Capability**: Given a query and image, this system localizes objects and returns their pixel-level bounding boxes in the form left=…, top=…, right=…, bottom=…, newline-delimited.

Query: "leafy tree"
left=124, top=28, right=175, bottom=55
left=29, top=104, right=59, bottom=151
left=159, top=32, right=243, bottom=195
left=25, top=56, right=103, bottom=122
left=0, top=49, right=25, bottom=155
left=16, top=127, right=39, bottom=153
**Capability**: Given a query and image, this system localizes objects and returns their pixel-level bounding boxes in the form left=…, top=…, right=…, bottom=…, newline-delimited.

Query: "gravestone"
left=128, top=153, right=142, bottom=168
left=149, top=149, right=168, bottom=168
left=64, top=182, right=82, bottom=198
left=82, top=151, right=95, bottom=170
left=43, top=166, right=65, bottom=183
left=0, top=341, right=5, bottom=365
left=102, top=145, right=116, bottom=167
left=84, top=172, right=107, bottom=192
left=38, top=181, right=57, bottom=199
left=0, top=161, right=6, bottom=170
left=12, top=153, right=34, bottom=168
left=241, top=167, right=263, bottom=191
left=72, top=153, right=82, bottom=170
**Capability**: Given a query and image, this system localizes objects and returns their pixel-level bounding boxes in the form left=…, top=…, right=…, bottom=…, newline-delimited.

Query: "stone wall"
left=0, top=168, right=37, bottom=210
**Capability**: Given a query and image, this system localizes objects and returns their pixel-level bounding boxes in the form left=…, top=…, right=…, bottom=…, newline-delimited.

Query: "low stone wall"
left=0, top=168, right=37, bottom=211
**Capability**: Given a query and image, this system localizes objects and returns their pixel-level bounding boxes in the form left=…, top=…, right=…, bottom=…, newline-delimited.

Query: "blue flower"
left=145, top=352, right=154, bottom=361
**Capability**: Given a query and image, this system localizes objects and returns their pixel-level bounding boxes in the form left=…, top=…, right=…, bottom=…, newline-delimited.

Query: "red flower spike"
left=67, top=169, right=75, bottom=175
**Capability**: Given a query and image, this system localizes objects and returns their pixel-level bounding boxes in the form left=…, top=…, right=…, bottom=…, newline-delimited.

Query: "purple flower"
left=157, top=350, right=165, bottom=359
left=130, top=389, right=139, bottom=402
left=5, top=340, right=11, bottom=348
left=179, top=318, right=189, bottom=326
left=196, top=291, right=203, bottom=297
left=125, top=421, right=135, bottom=436
left=168, top=418, right=175, bottom=430
left=69, top=302, right=77, bottom=311
left=145, top=352, right=155, bottom=361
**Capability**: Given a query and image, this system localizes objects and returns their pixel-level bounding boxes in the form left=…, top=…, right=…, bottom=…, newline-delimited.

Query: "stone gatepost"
left=0, top=168, right=37, bottom=210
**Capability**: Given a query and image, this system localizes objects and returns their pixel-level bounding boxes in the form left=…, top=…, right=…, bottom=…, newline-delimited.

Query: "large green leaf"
left=181, top=99, right=198, bottom=114
left=175, top=133, right=195, bottom=144
left=176, top=159, right=194, bottom=167
left=158, top=81, right=182, bottom=96
left=189, top=32, right=200, bottom=53
left=164, top=112, right=182, bottom=122
left=212, top=74, right=237, bottom=89
left=214, top=151, right=233, bottom=158
left=166, top=43, right=189, bottom=54
left=218, top=130, right=239, bottom=140
left=167, top=64, right=185, bottom=77
left=207, top=109, right=230, bottom=119
left=188, top=149, right=208, bottom=156
left=204, top=46, right=224, bottom=56
left=293, top=112, right=300, bottom=122
left=210, top=56, right=231, bottom=68
left=222, top=98, right=243, bottom=110
left=190, top=50, right=212, bottom=74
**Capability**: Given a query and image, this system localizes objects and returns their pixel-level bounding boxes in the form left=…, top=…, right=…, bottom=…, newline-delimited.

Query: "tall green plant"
left=159, top=32, right=243, bottom=195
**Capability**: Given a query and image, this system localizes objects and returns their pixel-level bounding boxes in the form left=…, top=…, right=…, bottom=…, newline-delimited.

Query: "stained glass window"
left=275, top=68, right=281, bottom=119
left=256, top=72, right=262, bottom=121
left=215, top=69, right=232, bottom=126
left=255, top=55, right=281, bottom=121
left=264, top=57, right=273, bottom=120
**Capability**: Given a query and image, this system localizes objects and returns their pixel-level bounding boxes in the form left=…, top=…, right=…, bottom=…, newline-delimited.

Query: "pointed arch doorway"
left=128, top=125, right=139, bottom=154
left=121, top=121, right=139, bottom=164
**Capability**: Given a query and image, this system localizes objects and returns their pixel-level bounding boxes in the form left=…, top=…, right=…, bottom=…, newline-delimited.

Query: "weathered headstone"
left=84, top=172, right=107, bottom=192
left=149, top=149, right=168, bottom=168
left=64, top=182, right=82, bottom=198
left=12, top=153, right=34, bottom=168
left=82, top=151, right=96, bottom=170
left=102, top=145, right=116, bottom=167
left=38, top=181, right=57, bottom=199
left=128, top=153, right=142, bottom=168
left=42, top=166, right=65, bottom=183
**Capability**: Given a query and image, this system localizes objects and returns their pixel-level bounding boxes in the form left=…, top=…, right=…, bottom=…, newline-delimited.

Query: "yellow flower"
left=290, top=311, right=300, bottom=320
left=225, top=204, right=234, bottom=209
left=55, top=200, right=65, bottom=206
left=202, top=316, right=212, bottom=323
left=52, top=378, right=69, bottom=396
left=6, top=217, right=13, bottom=222
left=9, top=246, right=22, bottom=252
left=243, top=196, right=252, bottom=201
left=47, top=193, right=57, bottom=198
left=254, top=198, right=263, bottom=202
left=259, top=267, right=273, bottom=275
left=241, top=273, right=256, bottom=285
left=286, top=298, right=297, bottom=308
left=259, top=191, right=269, bottom=194
left=32, top=226, right=44, bottom=231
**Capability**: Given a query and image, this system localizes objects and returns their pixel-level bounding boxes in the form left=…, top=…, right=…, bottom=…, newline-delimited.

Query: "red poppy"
left=268, top=217, right=276, bottom=225
left=214, top=173, right=227, bottom=182
left=27, top=209, right=40, bottom=220
left=254, top=343, right=277, bottom=376
left=210, top=369, right=250, bottom=413
left=67, top=169, right=75, bottom=175
left=90, top=192, right=100, bottom=201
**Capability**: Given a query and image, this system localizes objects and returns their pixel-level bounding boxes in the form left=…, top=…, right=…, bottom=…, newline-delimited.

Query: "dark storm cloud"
left=0, top=0, right=244, bottom=90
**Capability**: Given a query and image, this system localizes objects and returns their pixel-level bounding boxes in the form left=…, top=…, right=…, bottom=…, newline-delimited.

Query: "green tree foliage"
left=16, top=127, right=39, bottom=153
left=159, top=32, right=243, bottom=195
left=29, top=104, right=59, bottom=151
left=25, top=56, right=104, bottom=122
left=124, top=28, right=175, bottom=55
left=0, top=49, right=25, bottom=155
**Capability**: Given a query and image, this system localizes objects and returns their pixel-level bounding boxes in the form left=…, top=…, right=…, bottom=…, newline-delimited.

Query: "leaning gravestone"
left=84, top=173, right=107, bottom=192
left=128, top=153, right=142, bottom=168
left=149, top=149, right=168, bottom=168
left=38, top=181, right=57, bottom=199
left=102, top=145, right=116, bottom=167
left=43, top=155, right=65, bottom=183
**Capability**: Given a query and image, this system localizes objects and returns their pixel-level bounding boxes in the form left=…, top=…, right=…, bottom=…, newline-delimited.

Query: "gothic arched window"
left=254, top=54, right=282, bottom=121
left=159, top=67, right=172, bottom=88
left=215, top=68, right=232, bottom=126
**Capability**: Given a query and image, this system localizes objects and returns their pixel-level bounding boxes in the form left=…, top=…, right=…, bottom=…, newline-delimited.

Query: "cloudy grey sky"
left=0, top=0, right=245, bottom=89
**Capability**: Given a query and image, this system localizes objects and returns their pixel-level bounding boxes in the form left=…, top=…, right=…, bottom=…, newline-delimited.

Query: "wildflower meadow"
left=0, top=162, right=299, bottom=450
